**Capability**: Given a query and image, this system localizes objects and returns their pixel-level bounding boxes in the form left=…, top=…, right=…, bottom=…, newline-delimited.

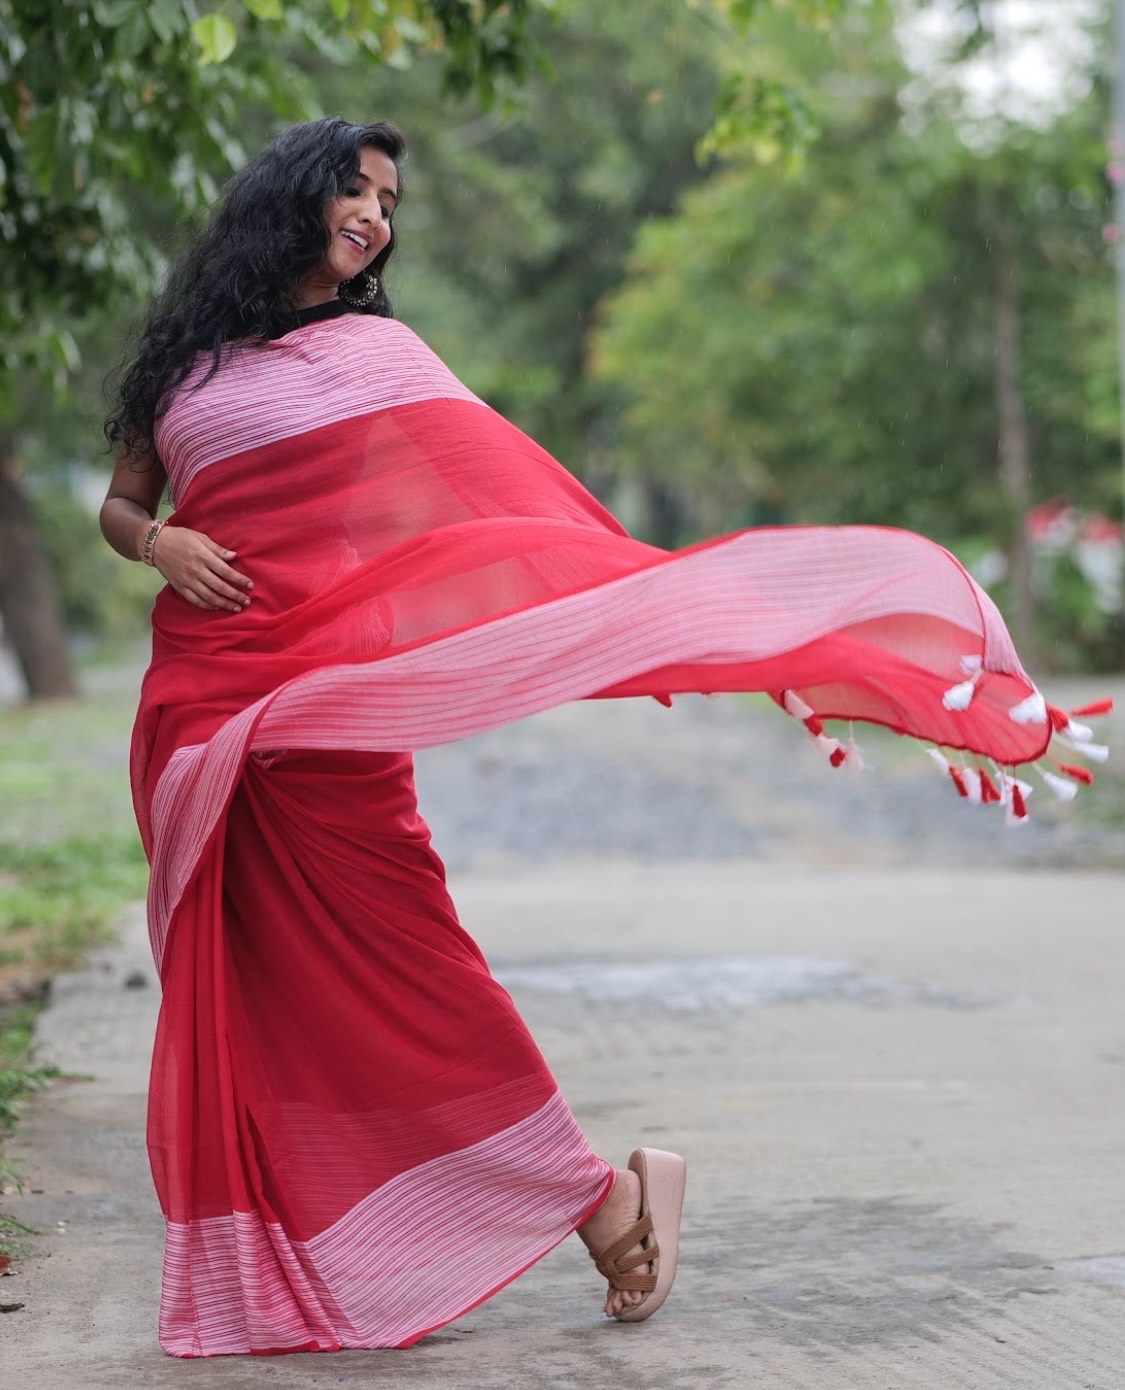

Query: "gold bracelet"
left=141, top=519, right=166, bottom=566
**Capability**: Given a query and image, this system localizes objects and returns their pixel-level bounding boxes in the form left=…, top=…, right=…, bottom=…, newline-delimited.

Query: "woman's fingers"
left=173, top=565, right=250, bottom=612
left=198, top=565, right=252, bottom=608
left=205, top=541, right=254, bottom=591
left=178, top=583, right=240, bottom=612
left=154, top=527, right=255, bottom=611
left=179, top=586, right=223, bottom=611
left=191, top=575, right=250, bottom=611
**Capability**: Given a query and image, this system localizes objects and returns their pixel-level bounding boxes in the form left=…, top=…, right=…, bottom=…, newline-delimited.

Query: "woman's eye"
left=343, top=186, right=360, bottom=198
left=380, top=205, right=394, bottom=221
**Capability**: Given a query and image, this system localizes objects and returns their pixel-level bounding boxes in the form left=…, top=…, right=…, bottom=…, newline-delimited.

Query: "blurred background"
left=2, top=0, right=1123, bottom=702
left=0, top=0, right=1123, bottom=1008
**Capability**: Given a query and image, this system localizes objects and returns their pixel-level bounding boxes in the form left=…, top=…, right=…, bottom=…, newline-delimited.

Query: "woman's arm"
left=100, top=451, right=253, bottom=613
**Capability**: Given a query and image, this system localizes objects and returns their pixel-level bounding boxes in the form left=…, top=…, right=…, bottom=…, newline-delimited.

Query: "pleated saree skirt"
left=148, top=748, right=613, bottom=1356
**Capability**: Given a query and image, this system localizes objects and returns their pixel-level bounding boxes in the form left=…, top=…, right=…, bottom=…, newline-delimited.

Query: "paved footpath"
left=4, top=696, right=1125, bottom=1388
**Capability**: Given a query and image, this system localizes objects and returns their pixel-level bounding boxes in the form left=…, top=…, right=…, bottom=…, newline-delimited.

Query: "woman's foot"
left=577, top=1166, right=647, bottom=1317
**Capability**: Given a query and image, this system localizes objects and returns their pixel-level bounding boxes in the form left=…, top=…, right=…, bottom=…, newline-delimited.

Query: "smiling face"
left=291, top=145, right=400, bottom=310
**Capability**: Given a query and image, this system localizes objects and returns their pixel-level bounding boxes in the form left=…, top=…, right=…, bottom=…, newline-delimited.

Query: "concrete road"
left=6, top=862, right=1125, bottom=1389
left=4, top=694, right=1125, bottom=1388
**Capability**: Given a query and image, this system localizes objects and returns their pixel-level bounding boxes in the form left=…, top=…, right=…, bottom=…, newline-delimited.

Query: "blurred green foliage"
left=0, top=0, right=551, bottom=404
left=593, top=7, right=1117, bottom=530
left=2, top=0, right=1121, bottom=672
left=374, top=0, right=721, bottom=460
left=588, top=4, right=1121, bottom=667
left=31, top=488, right=161, bottom=637
left=1032, top=555, right=1125, bottom=674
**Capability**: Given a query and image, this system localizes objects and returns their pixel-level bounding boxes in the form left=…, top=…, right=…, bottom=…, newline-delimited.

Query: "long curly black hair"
left=105, top=117, right=406, bottom=460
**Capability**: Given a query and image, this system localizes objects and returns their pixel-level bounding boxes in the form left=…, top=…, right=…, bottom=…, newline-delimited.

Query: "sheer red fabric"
left=136, top=314, right=1052, bottom=1355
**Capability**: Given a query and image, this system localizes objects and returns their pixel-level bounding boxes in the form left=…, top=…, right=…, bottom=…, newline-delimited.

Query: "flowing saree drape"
left=137, top=313, right=1059, bottom=1356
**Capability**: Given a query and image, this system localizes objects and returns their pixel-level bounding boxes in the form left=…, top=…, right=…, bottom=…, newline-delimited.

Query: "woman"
left=102, top=117, right=1068, bottom=1358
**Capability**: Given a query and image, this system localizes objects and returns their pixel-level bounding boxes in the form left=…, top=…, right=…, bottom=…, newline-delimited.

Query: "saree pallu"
left=138, top=314, right=1056, bottom=1356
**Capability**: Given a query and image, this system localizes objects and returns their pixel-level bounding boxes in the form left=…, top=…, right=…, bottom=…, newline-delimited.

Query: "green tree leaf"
left=243, top=0, right=284, bottom=20
left=94, top=0, right=141, bottom=29
left=116, top=11, right=153, bottom=57
left=191, top=13, right=239, bottom=65
left=147, top=0, right=188, bottom=43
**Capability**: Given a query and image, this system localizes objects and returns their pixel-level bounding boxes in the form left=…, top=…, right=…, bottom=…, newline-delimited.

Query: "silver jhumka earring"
left=339, top=272, right=379, bottom=307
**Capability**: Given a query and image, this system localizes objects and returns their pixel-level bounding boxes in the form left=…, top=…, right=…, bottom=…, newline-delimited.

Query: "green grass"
left=0, top=690, right=142, bottom=847
left=0, top=687, right=147, bottom=976
left=0, top=678, right=146, bottom=1253
left=0, top=1005, right=63, bottom=1260
left=0, top=1006, right=60, bottom=1168
left=0, top=835, right=147, bottom=965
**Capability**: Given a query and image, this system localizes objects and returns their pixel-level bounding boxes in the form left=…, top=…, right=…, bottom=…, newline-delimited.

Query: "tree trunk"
left=993, top=233, right=1036, bottom=663
left=0, top=434, right=78, bottom=700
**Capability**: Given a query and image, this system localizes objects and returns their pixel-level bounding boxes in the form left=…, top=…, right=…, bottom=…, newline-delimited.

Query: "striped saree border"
left=146, top=523, right=1034, bottom=969
left=155, top=318, right=485, bottom=503
left=159, top=1091, right=613, bottom=1357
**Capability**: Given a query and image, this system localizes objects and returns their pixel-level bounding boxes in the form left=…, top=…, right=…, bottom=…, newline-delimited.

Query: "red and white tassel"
left=783, top=690, right=848, bottom=768
left=960, top=767, right=983, bottom=803
left=923, top=756, right=967, bottom=800
left=1047, top=704, right=1093, bottom=741
left=1039, top=768, right=1079, bottom=802
left=815, top=732, right=848, bottom=767
left=1008, top=782, right=1029, bottom=826
left=998, top=772, right=1032, bottom=825
left=1008, top=691, right=1048, bottom=726
left=928, top=749, right=970, bottom=798
left=1055, top=735, right=1109, bottom=764
left=943, top=664, right=983, bottom=711
left=979, top=768, right=1002, bottom=804
left=1070, top=698, right=1114, bottom=718
left=1048, top=697, right=1112, bottom=767
left=783, top=690, right=815, bottom=721
left=928, top=751, right=1026, bottom=815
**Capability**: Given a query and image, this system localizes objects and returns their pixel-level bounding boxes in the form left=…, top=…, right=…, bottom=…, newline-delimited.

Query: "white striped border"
left=159, top=1091, right=612, bottom=1356
left=145, top=524, right=1035, bottom=968
left=155, top=318, right=485, bottom=503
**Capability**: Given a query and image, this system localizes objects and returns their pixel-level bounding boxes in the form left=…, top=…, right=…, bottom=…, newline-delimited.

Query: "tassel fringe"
left=1040, top=768, right=1079, bottom=802
left=1008, top=691, right=1048, bottom=726
left=943, top=661, right=984, bottom=710
left=782, top=684, right=1111, bottom=826
left=782, top=689, right=851, bottom=770
left=979, top=769, right=1002, bottom=804
left=1070, top=698, right=1114, bottom=717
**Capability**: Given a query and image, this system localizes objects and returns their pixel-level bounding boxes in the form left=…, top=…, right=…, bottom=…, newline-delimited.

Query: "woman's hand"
left=151, top=527, right=254, bottom=612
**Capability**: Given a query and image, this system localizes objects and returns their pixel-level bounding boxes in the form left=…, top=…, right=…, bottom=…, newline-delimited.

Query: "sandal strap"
left=598, top=1269, right=657, bottom=1293
left=590, top=1213, right=659, bottom=1291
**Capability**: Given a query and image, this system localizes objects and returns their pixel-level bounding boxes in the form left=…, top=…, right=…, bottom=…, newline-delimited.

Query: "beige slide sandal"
left=590, top=1147, right=686, bottom=1324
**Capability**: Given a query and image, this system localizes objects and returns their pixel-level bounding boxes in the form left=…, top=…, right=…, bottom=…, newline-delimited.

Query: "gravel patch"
left=415, top=693, right=1124, bottom=870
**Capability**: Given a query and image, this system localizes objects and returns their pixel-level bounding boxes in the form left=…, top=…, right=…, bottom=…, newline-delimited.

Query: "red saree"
left=136, top=312, right=1071, bottom=1356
